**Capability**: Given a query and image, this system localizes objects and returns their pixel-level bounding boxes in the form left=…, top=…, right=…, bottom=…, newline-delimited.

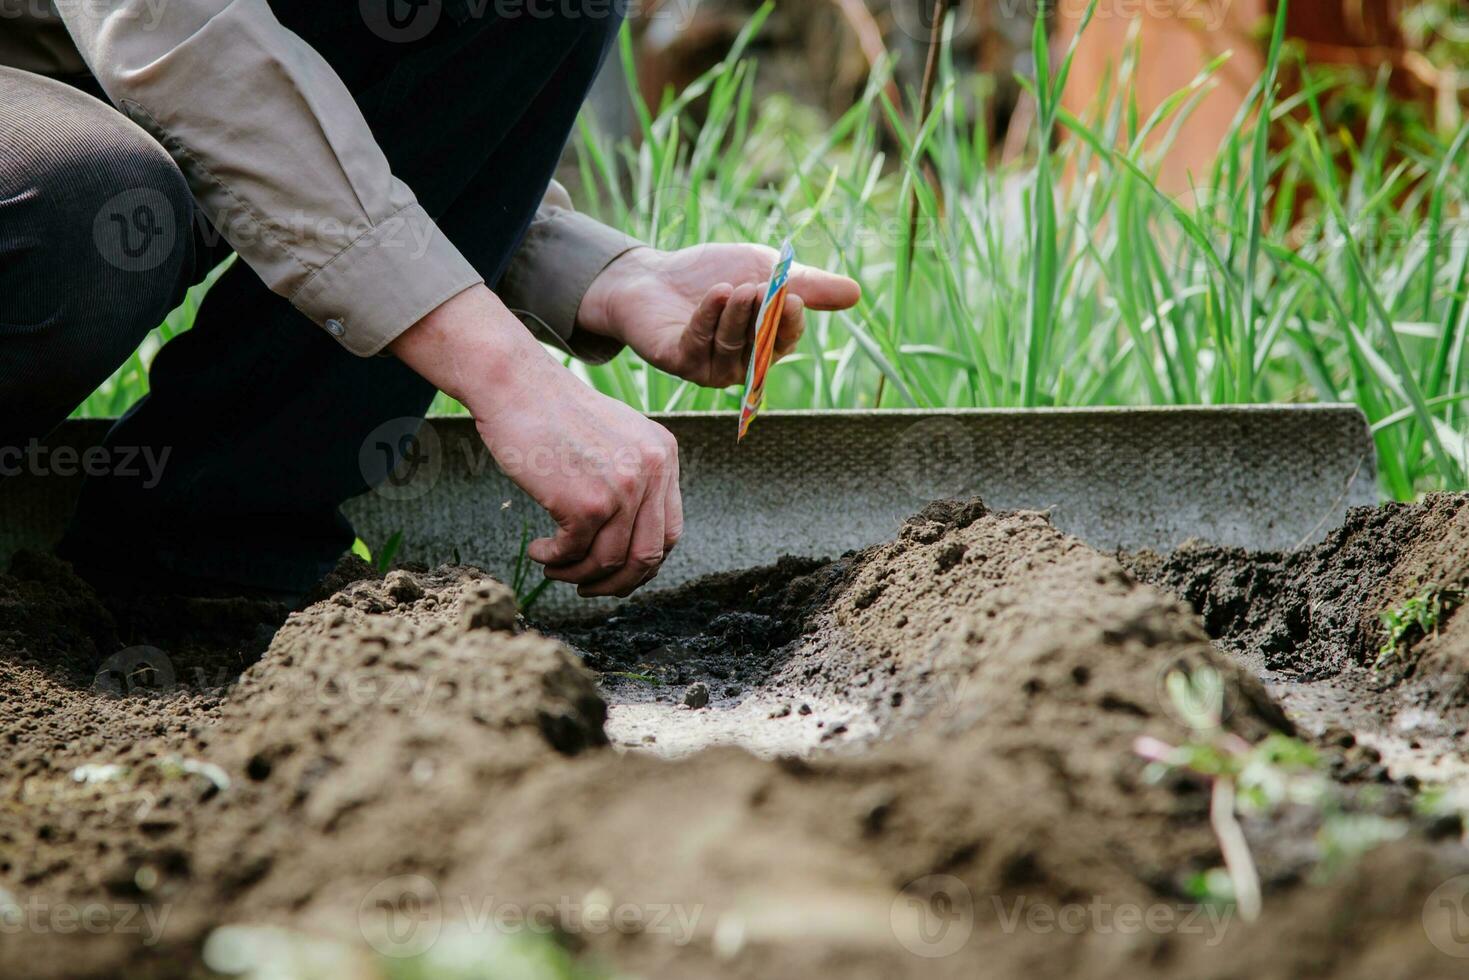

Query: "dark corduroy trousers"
left=0, top=4, right=621, bottom=596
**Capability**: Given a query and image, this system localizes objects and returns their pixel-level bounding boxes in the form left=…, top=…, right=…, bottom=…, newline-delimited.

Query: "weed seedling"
left=351, top=531, right=405, bottom=575
left=1377, top=585, right=1463, bottom=667
left=510, top=516, right=552, bottom=613
left=1136, top=666, right=1322, bottom=922
left=1138, top=666, right=1411, bottom=915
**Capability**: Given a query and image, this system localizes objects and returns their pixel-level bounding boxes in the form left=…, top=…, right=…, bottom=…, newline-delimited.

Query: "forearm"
left=388, top=284, right=553, bottom=419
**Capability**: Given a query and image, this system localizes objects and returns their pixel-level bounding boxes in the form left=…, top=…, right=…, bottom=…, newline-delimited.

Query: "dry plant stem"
left=879, top=0, right=952, bottom=410
left=1211, top=776, right=1263, bottom=923
left=828, top=0, right=904, bottom=122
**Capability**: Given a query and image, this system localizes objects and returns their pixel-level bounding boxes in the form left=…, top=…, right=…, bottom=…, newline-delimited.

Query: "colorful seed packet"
left=737, top=237, right=795, bottom=442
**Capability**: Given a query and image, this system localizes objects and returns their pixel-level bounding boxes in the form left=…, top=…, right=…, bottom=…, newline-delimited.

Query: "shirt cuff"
left=498, top=208, right=642, bottom=365
left=290, top=203, right=484, bottom=356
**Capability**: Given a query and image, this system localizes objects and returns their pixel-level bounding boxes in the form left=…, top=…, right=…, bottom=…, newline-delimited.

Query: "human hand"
left=391, top=285, right=681, bottom=597
left=577, top=243, right=861, bottom=388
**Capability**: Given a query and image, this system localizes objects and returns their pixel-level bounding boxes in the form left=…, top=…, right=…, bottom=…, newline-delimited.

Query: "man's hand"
left=391, top=285, right=681, bottom=598
left=577, top=243, right=862, bottom=388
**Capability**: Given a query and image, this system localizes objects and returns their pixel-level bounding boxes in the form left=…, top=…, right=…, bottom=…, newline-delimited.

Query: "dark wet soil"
left=4, top=496, right=1469, bottom=979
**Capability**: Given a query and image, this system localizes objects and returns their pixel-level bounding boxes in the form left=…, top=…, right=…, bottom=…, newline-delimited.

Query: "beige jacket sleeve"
left=53, top=0, right=639, bottom=360
left=499, top=181, right=640, bottom=365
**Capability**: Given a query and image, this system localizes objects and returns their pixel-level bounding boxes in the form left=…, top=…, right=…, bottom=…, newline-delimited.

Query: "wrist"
left=576, top=246, right=658, bottom=343
left=390, top=284, right=548, bottom=418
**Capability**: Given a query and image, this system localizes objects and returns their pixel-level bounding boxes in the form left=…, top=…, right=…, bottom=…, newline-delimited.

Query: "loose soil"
left=4, top=496, right=1469, bottom=979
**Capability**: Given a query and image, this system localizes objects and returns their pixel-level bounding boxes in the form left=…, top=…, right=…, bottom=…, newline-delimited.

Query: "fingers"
left=537, top=499, right=631, bottom=583
left=575, top=482, right=664, bottom=598
left=712, top=282, right=761, bottom=387
left=527, top=506, right=606, bottom=567
left=663, top=449, right=684, bottom=560
left=681, top=282, right=732, bottom=364
left=788, top=265, right=862, bottom=311
left=774, top=294, right=805, bottom=360
left=538, top=431, right=681, bottom=598
left=577, top=444, right=681, bottom=599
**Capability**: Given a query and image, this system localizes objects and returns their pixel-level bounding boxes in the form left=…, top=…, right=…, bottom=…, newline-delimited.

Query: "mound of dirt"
left=1125, top=494, right=1469, bottom=678
left=2, top=500, right=1468, bottom=979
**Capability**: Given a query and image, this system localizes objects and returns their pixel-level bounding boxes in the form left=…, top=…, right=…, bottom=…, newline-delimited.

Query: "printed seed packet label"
left=737, top=237, right=795, bottom=442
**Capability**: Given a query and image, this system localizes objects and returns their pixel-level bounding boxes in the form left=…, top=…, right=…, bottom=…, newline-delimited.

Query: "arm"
left=57, top=0, right=479, bottom=356
left=58, top=0, right=681, bottom=595
left=498, top=181, right=641, bottom=365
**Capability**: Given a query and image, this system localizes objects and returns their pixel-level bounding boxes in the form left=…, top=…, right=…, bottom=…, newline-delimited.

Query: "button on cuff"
left=289, top=202, right=483, bottom=356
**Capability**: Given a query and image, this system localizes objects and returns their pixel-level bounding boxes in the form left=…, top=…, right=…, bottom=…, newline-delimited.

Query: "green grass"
left=77, top=2, right=1469, bottom=499
left=1377, top=584, right=1464, bottom=666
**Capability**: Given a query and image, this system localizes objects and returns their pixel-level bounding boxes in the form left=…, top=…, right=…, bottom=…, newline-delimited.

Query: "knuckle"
left=640, top=442, right=671, bottom=469
left=579, top=495, right=616, bottom=525
left=630, top=549, right=665, bottom=569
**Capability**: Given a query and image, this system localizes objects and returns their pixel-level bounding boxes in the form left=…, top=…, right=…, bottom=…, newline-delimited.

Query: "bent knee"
left=0, top=85, right=195, bottom=337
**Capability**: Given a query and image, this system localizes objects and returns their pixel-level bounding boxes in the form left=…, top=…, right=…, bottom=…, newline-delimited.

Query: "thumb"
left=528, top=515, right=601, bottom=566
left=788, top=265, right=861, bottom=311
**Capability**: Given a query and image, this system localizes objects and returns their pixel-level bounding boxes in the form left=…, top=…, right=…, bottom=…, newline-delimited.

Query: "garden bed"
left=3, top=496, right=1469, bottom=978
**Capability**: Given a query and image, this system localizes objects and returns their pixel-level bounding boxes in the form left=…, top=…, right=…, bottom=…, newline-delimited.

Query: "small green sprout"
left=352, top=531, right=405, bottom=575
left=1140, top=666, right=1414, bottom=915
left=510, top=514, right=552, bottom=613
left=1377, top=585, right=1463, bottom=667
left=1137, top=666, right=1329, bottom=923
